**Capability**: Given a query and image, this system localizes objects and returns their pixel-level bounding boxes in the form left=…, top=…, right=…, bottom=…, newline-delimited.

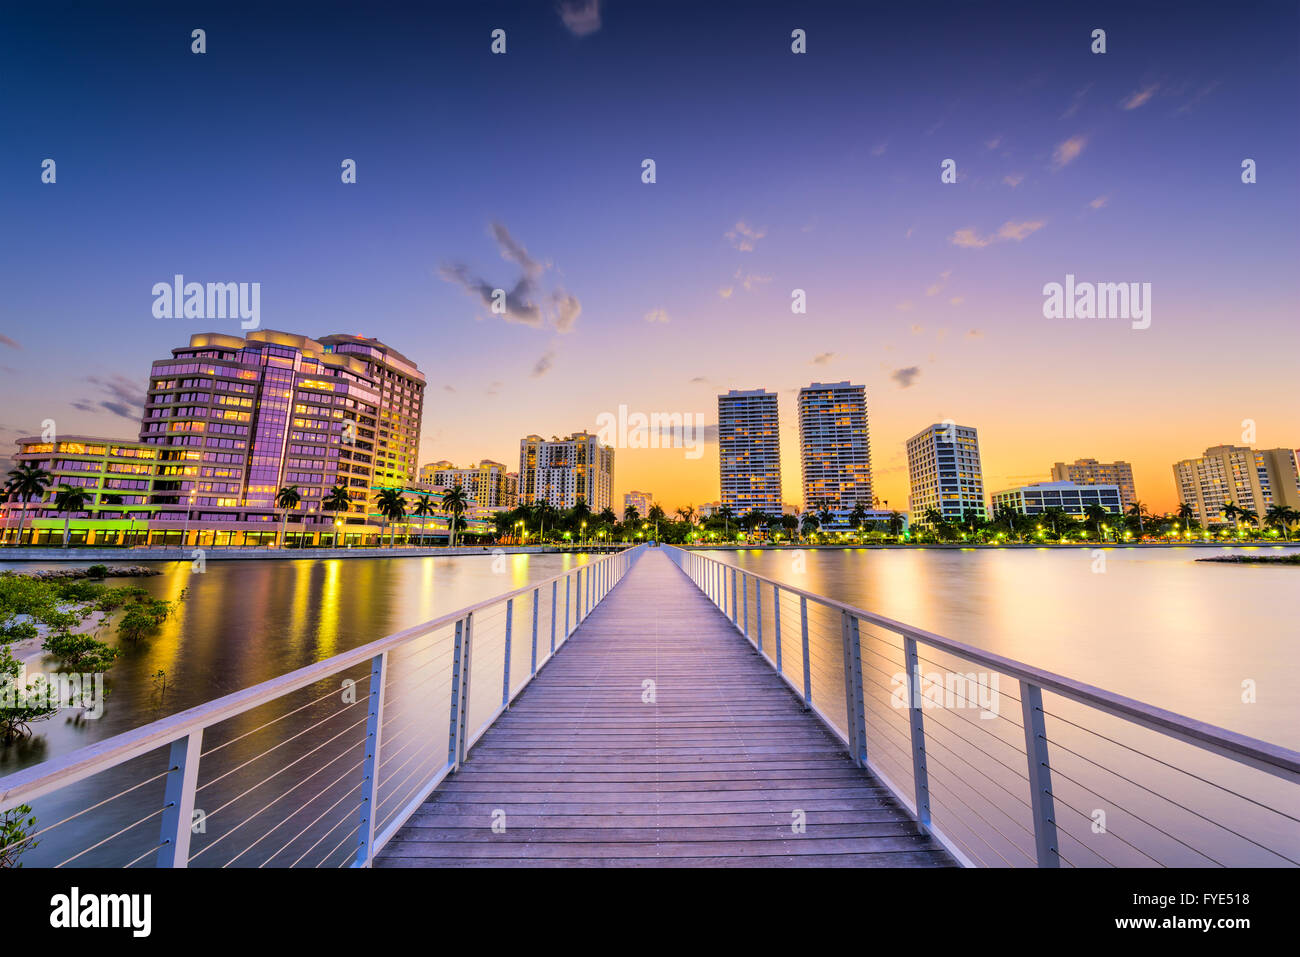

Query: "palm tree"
left=411, top=495, right=439, bottom=545
left=1175, top=502, right=1196, bottom=536
left=440, top=485, right=469, bottom=547
left=816, top=502, right=834, bottom=531
left=321, top=484, right=352, bottom=546
left=676, top=505, right=695, bottom=525
left=274, top=485, right=302, bottom=547
left=1221, top=501, right=1241, bottom=535
left=887, top=511, right=905, bottom=537
left=1236, top=507, right=1259, bottom=534
left=715, top=505, right=734, bottom=536
left=1266, top=504, right=1297, bottom=541
left=52, top=484, right=91, bottom=547
left=570, top=496, right=592, bottom=537
left=800, top=513, right=820, bottom=539
left=1083, top=504, right=1108, bottom=541
left=375, top=488, right=407, bottom=547
left=1126, top=500, right=1149, bottom=535
left=598, top=507, right=617, bottom=527
left=622, top=504, right=641, bottom=528
left=849, top=503, right=869, bottom=537
left=647, top=503, right=666, bottom=541
left=5, top=463, right=52, bottom=546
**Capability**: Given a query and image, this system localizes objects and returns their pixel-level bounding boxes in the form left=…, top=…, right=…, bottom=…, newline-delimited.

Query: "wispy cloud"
left=949, top=220, right=1046, bottom=249
left=0, top=334, right=20, bottom=350
left=439, top=221, right=580, bottom=333
left=725, top=220, right=767, bottom=252
left=811, top=352, right=835, bottom=365
left=732, top=267, right=770, bottom=292
left=1051, top=135, right=1088, bottom=169
left=531, top=350, right=555, bottom=378
left=870, top=142, right=888, bottom=157
left=718, top=286, right=734, bottom=299
left=891, top=367, right=921, bottom=389
left=1120, top=83, right=1159, bottom=110
left=1089, top=195, right=1109, bottom=209
left=557, top=0, right=601, bottom=36
left=1003, top=172, right=1025, bottom=188
left=644, top=308, right=670, bottom=324
left=78, top=374, right=148, bottom=420
left=925, top=270, right=952, bottom=297
left=966, top=328, right=984, bottom=339
left=1061, top=84, right=1092, bottom=119
left=984, top=135, right=1002, bottom=151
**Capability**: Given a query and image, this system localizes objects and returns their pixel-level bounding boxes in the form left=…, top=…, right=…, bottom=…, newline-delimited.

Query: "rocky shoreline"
left=4, top=565, right=163, bottom=581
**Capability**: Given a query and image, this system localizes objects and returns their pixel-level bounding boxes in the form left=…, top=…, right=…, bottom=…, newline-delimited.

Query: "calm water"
left=3, top=546, right=1297, bottom=867
left=700, top=545, right=1300, bottom=867
left=2, top=551, right=594, bottom=778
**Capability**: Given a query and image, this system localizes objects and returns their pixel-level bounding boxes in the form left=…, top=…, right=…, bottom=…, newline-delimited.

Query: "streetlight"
left=581, top=520, right=587, bottom=547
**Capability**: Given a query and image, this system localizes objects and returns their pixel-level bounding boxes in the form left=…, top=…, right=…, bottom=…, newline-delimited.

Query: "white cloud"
left=725, top=220, right=768, bottom=251
left=1051, top=135, right=1088, bottom=169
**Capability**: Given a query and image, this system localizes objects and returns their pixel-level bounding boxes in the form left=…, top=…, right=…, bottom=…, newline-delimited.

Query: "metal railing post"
left=576, top=569, right=583, bottom=623
left=730, top=567, right=737, bottom=625
left=502, top=598, right=513, bottom=706
left=839, top=613, right=867, bottom=767
left=742, top=573, right=749, bottom=640
left=903, top=636, right=932, bottom=831
left=564, top=575, right=571, bottom=637
left=447, top=615, right=474, bottom=768
left=530, top=587, right=540, bottom=675
left=1020, top=680, right=1060, bottom=867
left=354, top=651, right=388, bottom=866
left=755, top=577, right=763, bottom=654
left=773, top=583, right=782, bottom=672
left=799, top=596, right=812, bottom=709
left=550, top=580, right=557, bottom=653
left=156, top=730, right=203, bottom=867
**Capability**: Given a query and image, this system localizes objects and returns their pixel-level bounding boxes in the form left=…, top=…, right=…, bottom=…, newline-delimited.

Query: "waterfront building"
left=3, top=330, right=426, bottom=546
left=797, top=382, right=872, bottom=512
left=623, top=490, right=653, bottom=517
left=696, top=501, right=720, bottom=518
left=906, top=423, right=987, bottom=527
left=1173, top=445, right=1300, bottom=528
left=1, top=436, right=161, bottom=545
left=1049, top=458, right=1137, bottom=507
left=418, top=460, right=517, bottom=510
left=717, top=389, right=782, bottom=515
left=518, top=432, right=614, bottom=511
left=992, top=481, right=1122, bottom=518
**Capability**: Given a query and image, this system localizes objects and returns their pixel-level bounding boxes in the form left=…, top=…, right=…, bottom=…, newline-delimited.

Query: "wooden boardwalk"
left=376, top=549, right=954, bottom=867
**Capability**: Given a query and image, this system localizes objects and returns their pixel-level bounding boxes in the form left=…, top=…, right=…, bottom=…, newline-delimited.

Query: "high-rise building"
left=623, top=490, right=653, bottom=518
left=992, top=481, right=1123, bottom=518
left=518, top=432, right=614, bottom=511
left=1173, top=445, right=1300, bottom=528
left=1050, top=458, right=1137, bottom=507
left=717, top=389, right=782, bottom=515
left=797, top=382, right=872, bottom=513
left=139, top=330, right=423, bottom=540
left=906, top=423, right=986, bottom=527
left=318, top=335, right=425, bottom=489
left=418, top=460, right=517, bottom=510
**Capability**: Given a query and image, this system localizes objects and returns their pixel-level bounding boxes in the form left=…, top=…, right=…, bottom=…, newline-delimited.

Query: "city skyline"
left=1, top=3, right=1297, bottom=515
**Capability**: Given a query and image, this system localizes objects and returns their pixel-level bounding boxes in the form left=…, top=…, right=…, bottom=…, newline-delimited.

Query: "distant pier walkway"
left=376, top=548, right=952, bottom=867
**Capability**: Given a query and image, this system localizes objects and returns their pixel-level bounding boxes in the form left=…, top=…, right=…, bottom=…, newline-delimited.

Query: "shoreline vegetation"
left=1195, top=554, right=1300, bottom=565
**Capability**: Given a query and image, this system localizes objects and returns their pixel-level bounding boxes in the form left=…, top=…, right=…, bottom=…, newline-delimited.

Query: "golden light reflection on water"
left=713, top=546, right=1300, bottom=748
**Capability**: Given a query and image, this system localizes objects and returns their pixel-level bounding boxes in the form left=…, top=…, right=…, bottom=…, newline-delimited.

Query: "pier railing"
left=667, top=547, right=1300, bottom=868
left=0, top=546, right=644, bottom=868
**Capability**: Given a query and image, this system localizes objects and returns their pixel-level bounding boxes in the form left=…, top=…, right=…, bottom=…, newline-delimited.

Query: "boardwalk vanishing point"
left=376, top=548, right=954, bottom=867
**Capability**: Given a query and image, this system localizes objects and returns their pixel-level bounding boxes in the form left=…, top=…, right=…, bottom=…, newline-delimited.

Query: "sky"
left=1, top=0, right=1297, bottom=514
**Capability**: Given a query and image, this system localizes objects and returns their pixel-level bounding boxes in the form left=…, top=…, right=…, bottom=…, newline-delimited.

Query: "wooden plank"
left=375, top=549, right=952, bottom=868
